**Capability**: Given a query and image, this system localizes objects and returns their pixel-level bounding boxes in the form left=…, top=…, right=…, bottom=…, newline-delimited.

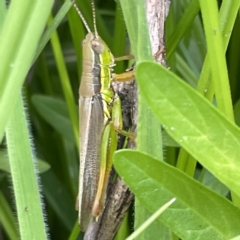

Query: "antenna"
left=71, top=0, right=91, bottom=33
left=91, top=0, right=98, bottom=38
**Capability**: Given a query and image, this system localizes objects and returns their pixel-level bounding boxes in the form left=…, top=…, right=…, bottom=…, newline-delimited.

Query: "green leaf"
left=114, top=150, right=240, bottom=239
left=136, top=61, right=240, bottom=198
left=31, top=95, right=75, bottom=144
left=230, top=236, right=240, bottom=240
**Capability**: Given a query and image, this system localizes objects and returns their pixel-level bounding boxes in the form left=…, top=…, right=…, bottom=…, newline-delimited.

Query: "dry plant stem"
left=146, top=0, right=170, bottom=64
left=96, top=177, right=134, bottom=240
left=84, top=80, right=137, bottom=240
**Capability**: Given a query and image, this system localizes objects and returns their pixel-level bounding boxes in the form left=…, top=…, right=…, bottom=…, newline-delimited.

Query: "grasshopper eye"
left=82, top=39, right=86, bottom=46
left=91, top=40, right=105, bottom=54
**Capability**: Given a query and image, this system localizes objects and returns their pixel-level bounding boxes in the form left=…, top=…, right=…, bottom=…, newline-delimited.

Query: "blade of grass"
left=49, top=14, right=79, bottom=149
left=175, top=53, right=198, bottom=87
left=119, top=0, right=164, bottom=238
left=197, top=0, right=240, bottom=96
left=32, top=95, right=75, bottom=144
left=68, top=221, right=80, bottom=240
left=167, top=0, right=200, bottom=59
left=119, top=0, right=152, bottom=61
left=126, top=198, right=176, bottom=240
left=41, top=170, right=76, bottom=230
left=199, top=0, right=233, bottom=120
left=112, top=1, right=127, bottom=73
left=0, top=149, right=50, bottom=174
left=34, top=0, right=73, bottom=63
left=0, top=0, right=54, bottom=142
left=0, top=191, right=18, bottom=240
left=6, top=94, right=47, bottom=240
left=67, top=1, right=86, bottom=76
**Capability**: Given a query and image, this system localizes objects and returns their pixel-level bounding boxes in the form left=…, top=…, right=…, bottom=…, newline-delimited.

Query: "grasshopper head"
left=82, top=32, right=114, bottom=65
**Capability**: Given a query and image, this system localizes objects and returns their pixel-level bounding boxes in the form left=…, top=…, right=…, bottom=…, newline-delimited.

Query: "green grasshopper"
left=71, top=0, right=134, bottom=232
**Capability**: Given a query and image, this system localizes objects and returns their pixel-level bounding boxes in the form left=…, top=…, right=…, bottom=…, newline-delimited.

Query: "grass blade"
left=6, top=94, right=47, bottom=240
left=0, top=0, right=54, bottom=142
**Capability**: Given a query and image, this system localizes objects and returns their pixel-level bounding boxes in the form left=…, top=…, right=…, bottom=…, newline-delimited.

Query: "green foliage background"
left=1, top=0, right=240, bottom=239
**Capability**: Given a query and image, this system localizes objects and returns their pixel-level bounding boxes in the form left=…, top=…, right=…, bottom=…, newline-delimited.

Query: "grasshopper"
left=71, top=0, right=134, bottom=232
